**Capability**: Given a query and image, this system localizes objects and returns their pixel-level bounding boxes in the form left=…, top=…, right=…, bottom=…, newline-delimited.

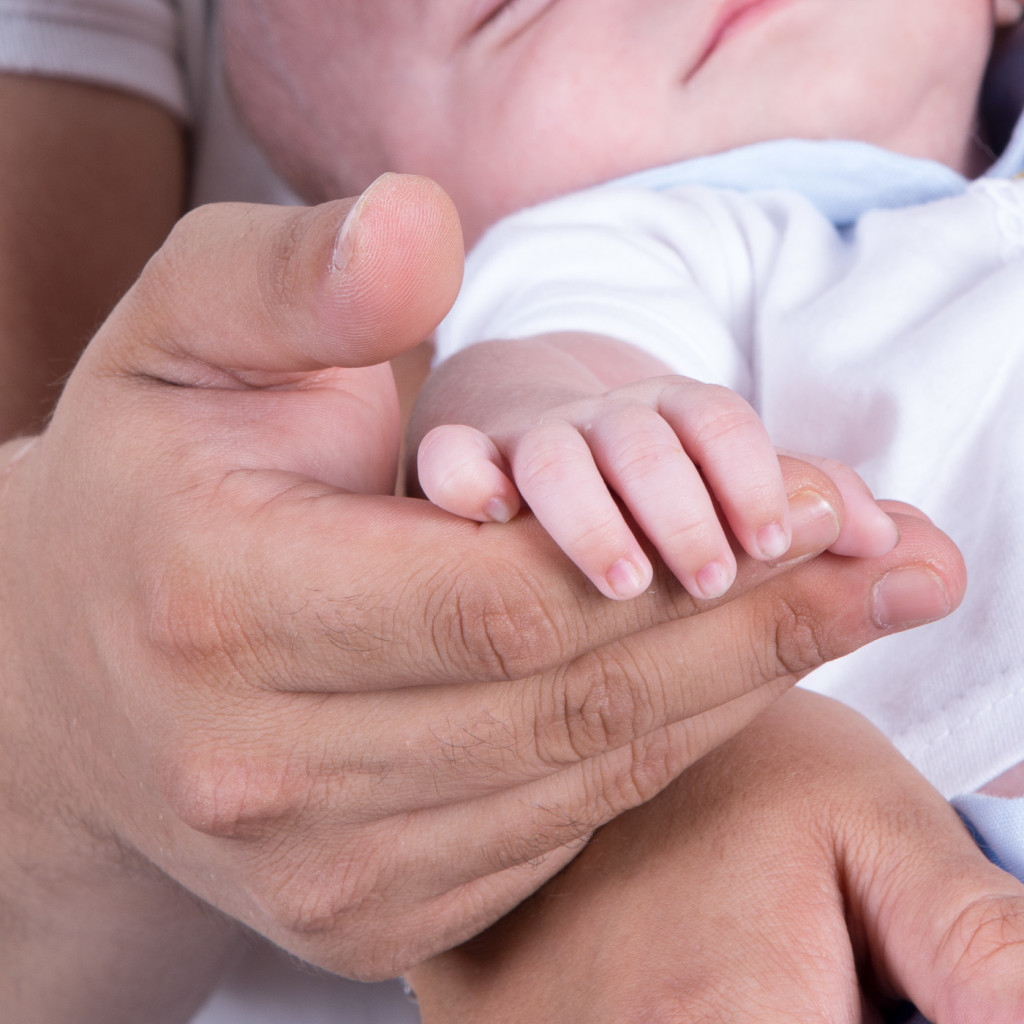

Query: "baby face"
left=226, top=0, right=1018, bottom=243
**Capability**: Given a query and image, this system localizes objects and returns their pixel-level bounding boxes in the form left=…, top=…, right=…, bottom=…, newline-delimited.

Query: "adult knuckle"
left=270, top=861, right=371, bottom=937
left=537, top=648, right=657, bottom=765
left=580, top=738, right=680, bottom=827
left=942, top=894, right=1024, bottom=996
left=160, top=744, right=304, bottom=839
left=259, top=208, right=310, bottom=313
left=424, top=563, right=570, bottom=681
left=145, top=546, right=271, bottom=680
left=146, top=574, right=231, bottom=665
left=769, top=595, right=830, bottom=678
left=630, top=993, right=700, bottom=1024
left=126, top=204, right=225, bottom=328
left=156, top=203, right=221, bottom=264
left=488, top=810, right=594, bottom=873
left=259, top=849, right=414, bottom=980
left=617, top=730, right=680, bottom=806
left=488, top=828, right=568, bottom=874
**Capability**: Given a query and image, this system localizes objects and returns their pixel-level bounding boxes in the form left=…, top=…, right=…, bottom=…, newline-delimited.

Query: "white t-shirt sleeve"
left=0, top=0, right=190, bottom=118
left=0, top=0, right=300, bottom=207
left=435, top=185, right=764, bottom=397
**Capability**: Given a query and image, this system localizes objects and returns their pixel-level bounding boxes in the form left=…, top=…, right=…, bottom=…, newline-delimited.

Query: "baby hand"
left=417, top=374, right=896, bottom=600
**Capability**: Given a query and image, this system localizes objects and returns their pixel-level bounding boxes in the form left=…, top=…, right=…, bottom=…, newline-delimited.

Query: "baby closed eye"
left=468, top=0, right=559, bottom=39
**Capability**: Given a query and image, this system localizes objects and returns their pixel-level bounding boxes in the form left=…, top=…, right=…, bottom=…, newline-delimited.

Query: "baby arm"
left=412, top=331, right=897, bottom=600
left=411, top=688, right=1024, bottom=1023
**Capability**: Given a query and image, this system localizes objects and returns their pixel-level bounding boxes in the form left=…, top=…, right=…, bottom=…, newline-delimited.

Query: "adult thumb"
left=855, top=794, right=1024, bottom=1024
left=93, top=173, right=464, bottom=380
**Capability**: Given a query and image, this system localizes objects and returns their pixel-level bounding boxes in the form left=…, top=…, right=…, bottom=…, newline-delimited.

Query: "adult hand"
left=411, top=688, right=1024, bottom=1024
left=0, top=174, right=964, bottom=1012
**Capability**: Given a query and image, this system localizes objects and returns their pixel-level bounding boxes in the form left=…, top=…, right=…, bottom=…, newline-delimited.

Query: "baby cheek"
left=439, top=51, right=675, bottom=241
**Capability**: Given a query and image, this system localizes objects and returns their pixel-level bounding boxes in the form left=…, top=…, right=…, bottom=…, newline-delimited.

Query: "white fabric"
left=191, top=941, right=419, bottom=1024
left=438, top=177, right=1024, bottom=800
left=0, top=0, right=298, bottom=206
left=0, top=0, right=187, bottom=112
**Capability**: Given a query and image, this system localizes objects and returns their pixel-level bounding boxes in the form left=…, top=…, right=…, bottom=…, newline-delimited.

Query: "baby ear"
left=995, top=0, right=1024, bottom=26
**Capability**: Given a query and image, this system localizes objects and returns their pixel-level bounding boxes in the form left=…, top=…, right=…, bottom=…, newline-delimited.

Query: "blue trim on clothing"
left=612, top=140, right=974, bottom=227
left=953, top=791, right=1024, bottom=880
left=887, top=793, right=1024, bottom=1024
left=607, top=100, right=1024, bottom=229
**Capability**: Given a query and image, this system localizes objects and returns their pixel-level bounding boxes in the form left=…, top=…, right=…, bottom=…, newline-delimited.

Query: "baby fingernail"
left=606, top=558, right=647, bottom=599
left=484, top=497, right=514, bottom=523
left=872, top=567, right=951, bottom=629
left=756, top=522, right=790, bottom=561
left=694, top=560, right=732, bottom=600
left=873, top=511, right=901, bottom=554
left=778, top=491, right=841, bottom=562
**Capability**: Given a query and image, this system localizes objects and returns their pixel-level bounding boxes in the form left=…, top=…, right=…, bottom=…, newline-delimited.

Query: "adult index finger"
left=157, top=507, right=966, bottom=826
left=180, top=463, right=960, bottom=698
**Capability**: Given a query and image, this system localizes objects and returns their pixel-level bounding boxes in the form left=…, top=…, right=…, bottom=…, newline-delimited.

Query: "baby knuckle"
left=691, top=389, right=761, bottom=444
left=514, top=426, right=583, bottom=492
left=612, top=431, right=685, bottom=481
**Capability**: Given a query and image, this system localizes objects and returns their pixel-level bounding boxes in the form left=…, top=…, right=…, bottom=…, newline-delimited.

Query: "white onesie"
left=437, top=152, right=1024, bottom=800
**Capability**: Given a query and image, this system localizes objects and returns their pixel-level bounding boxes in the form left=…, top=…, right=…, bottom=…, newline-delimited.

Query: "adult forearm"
left=0, top=74, right=185, bottom=437
left=0, top=824, right=241, bottom=1024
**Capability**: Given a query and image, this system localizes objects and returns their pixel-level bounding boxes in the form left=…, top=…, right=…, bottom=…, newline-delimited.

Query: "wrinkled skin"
left=0, top=178, right=964, bottom=1012
left=413, top=689, right=1024, bottom=1024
